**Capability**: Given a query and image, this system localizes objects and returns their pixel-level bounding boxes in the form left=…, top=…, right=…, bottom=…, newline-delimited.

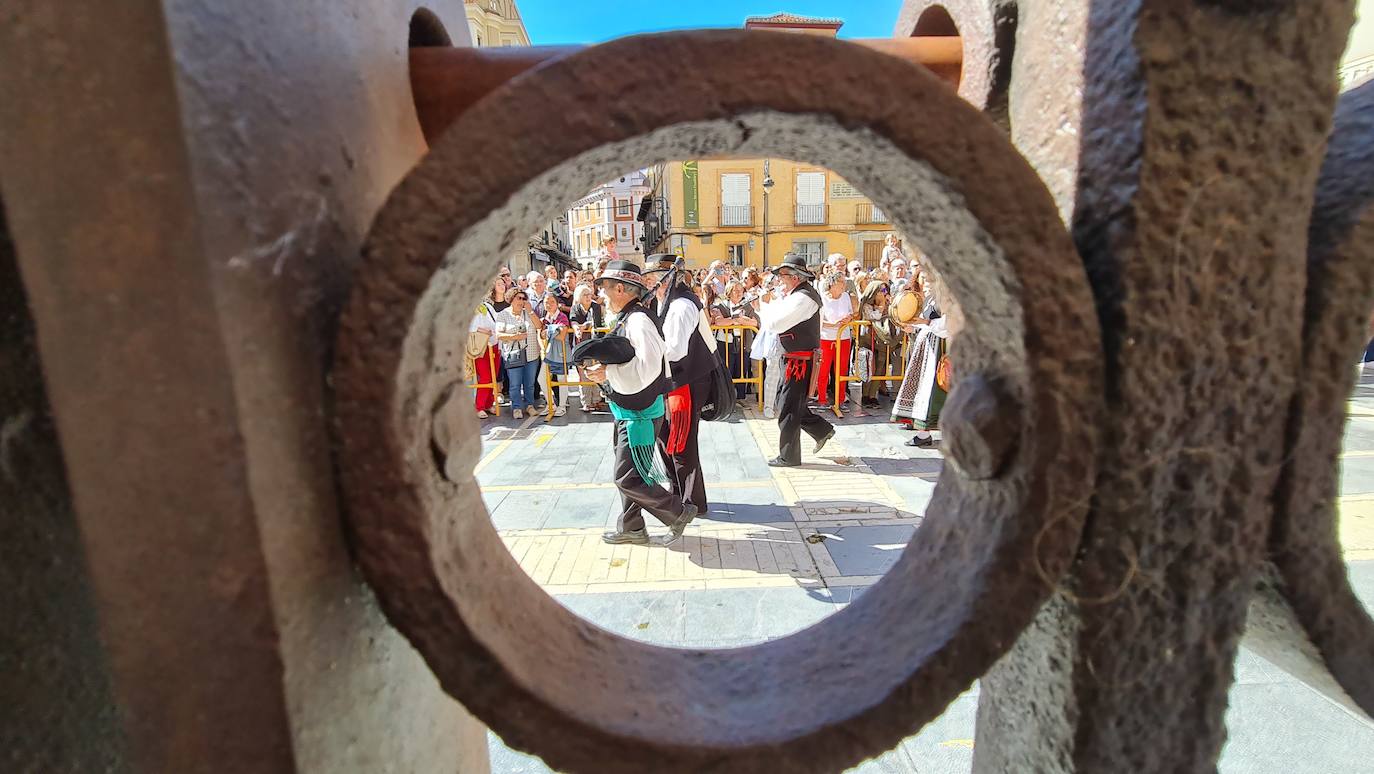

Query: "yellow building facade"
left=463, top=0, right=531, bottom=48
left=648, top=158, right=896, bottom=271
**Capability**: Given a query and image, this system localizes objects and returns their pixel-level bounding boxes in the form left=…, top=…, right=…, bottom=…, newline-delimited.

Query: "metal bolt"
left=941, top=372, right=1020, bottom=479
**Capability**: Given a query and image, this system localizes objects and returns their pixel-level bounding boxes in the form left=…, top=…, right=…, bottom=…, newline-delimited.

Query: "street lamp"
left=761, top=159, right=775, bottom=269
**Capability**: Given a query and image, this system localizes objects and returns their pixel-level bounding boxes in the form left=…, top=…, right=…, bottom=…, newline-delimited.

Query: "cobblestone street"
left=476, top=385, right=1374, bottom=773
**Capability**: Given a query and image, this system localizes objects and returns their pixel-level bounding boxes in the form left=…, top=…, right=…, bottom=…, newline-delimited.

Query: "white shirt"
left=659, top=295, right=715, bottom=362
left=495, top=308, right=541, bottom=361
left=606, top=309, right=671, bottom=396
left=470, top=302, right=498, bottom=346
left=820, top=293, right=854, bottom=341
left=758, top=287, right=821, bottom=335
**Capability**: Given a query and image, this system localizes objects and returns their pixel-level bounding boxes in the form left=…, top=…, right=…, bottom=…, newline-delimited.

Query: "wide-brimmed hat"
left=570, top=334, right=635, bottom=366
left=642, top=253, right=683, bottom=277
left=595, top=260, right=649, bottom=291
left=777, top=253, right=815, bottom=279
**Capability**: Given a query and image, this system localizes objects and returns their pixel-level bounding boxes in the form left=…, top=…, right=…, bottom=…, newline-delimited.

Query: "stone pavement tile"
left=847, top=745, right=921, bottom=774
left=895, top=693, right=978, bottom=773
left=1343, top=424, right=1374, bottom=452
left=555, top=589, right=687, bottom=646
left=879, top=475, right=937, bottom=517
left=862, top=455, right=943, bottom=482
left=1348, top=559, right=1373, bottom=612
left=704, top=502, right=794, bottom=525
left=682, top=585, right=844, bottom=644
left=545, top=488, right=616, bottom=529
left=816, top=524, right=916, bottom=578
left=481, top=489, right=510, bottom=515
left=1218, top=683, right=1374, bottom=773
left=486, top=733, right=552, bottom=774
left=1232, top=646, right=1299, bottom=686
left=1338, top=500, right=1374, bottom=561
left=710, top=484, right=786, bottom=505
left=1339, top=456, right=1374, bottom=496
left=490, top=490, right=558, bottom=531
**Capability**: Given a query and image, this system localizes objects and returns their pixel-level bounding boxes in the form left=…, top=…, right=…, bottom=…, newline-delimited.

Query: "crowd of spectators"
left=466, top=233, right=938, bottom=425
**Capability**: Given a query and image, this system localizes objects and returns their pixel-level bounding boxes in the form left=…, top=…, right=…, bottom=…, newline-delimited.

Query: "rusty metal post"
left=0, top=1, right=490, bottom=772
left=409, top=37, right=963, bottom=143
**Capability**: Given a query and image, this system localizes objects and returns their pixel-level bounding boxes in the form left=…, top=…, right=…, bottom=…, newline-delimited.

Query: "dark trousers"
left=719, top=343, right=748, bottom=400
left=659, top=375, right=711, bottom=513
left=777, top=355, right=834, bottom=465
left=614, top=416, right=683, bottom=533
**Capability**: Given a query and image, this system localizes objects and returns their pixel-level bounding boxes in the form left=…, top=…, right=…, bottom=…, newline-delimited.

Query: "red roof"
left=744, top=12, right=845, bottom=30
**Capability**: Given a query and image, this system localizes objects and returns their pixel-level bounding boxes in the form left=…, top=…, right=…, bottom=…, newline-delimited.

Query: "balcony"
left=856, top=202, right=889, bottom=224
left=719, top=204, right=753, bottom=227
left=794, top=203, right=827, bottom=225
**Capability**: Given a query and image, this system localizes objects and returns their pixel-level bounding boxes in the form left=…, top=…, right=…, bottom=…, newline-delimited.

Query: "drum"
left=892, top=290, right=923, bottom=325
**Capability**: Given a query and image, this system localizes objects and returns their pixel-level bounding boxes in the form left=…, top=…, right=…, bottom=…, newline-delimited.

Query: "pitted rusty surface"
left=1267, top=80, right=1374, bottom=716
left=976, top=3, right=1359, bottom=773
left=334, top=29, right=1101, bottom=773
left=941, top=373, right=1020, bottom=480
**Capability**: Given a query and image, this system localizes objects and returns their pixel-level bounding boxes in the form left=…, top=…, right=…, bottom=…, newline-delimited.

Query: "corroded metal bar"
left=409, top=36, right=962, bottom=142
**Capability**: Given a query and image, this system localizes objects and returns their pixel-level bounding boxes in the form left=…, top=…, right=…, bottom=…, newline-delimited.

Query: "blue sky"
left=517, top=1, right=907, bottom=45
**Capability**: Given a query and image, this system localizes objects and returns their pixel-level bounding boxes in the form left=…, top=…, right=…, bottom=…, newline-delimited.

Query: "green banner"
left=682, top=160, right=699, bottom=229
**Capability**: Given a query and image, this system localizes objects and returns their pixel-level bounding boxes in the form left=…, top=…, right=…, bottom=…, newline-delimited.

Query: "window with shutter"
left=720, top=173, right=751, bottom=226
left=795, top=172, right=825, bottom=224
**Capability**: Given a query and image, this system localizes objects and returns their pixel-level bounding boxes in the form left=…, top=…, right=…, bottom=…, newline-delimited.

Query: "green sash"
left=609, top=395, right=667, bottom=485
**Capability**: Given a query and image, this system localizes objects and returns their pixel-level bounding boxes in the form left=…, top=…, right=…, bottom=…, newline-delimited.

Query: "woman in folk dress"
left=890, top=269, right=950, bottom=448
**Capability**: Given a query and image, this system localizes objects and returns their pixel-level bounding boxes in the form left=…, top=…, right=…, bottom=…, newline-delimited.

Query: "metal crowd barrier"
left=829, top=318, right=912, bottom=417
left=537, top=322, right=764, bottom=421
left=542, top=324, right=615, bottom=421
left=714, top=323, right=765, bottom=412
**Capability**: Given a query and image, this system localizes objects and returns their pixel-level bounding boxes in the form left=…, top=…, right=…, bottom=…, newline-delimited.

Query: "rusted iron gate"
left=2, top=2, right=1372, bottom=773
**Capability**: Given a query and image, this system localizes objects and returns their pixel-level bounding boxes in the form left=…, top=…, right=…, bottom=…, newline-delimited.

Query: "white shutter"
left=720, top=173, right=751, bottom=226
left=795, top=172, right=825, bottom=224
left=721, top=173, right=750, bottom=206
left=796, top=172, right=824, bottom=205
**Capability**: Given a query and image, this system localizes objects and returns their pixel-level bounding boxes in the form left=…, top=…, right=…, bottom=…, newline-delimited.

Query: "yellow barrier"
left=830, top=319, right=912, bottom=417
left=713, top=323, right=764, bottom=412
left=543, top=324, right=614, bottom=420
left=467, top=346, right=501, bottom=417
left=540, top=322, right=764, bottom=421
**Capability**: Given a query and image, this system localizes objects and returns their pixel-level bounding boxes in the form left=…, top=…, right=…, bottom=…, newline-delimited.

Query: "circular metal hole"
left=334, top=30, right=1101, bottom=773
left=408, top=7, right=452, bottom=48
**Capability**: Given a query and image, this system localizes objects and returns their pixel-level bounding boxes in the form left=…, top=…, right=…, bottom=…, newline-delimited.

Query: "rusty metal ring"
left=1267, top=80, right=1374, bottom=715
left=895, top=0, right=1013, bottom=118
left=334, top=30, right=1101, bottom=773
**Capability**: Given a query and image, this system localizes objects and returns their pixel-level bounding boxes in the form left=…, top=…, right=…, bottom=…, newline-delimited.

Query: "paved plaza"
left=474, top=382, right=1374, bottom=773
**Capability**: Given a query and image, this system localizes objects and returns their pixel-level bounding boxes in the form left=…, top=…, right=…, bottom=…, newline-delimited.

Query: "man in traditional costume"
left=644, top=253, right=717, bottom=515
left=755, top=254, right=835, bottom=467
left=581, top=260, right=698, bottom=545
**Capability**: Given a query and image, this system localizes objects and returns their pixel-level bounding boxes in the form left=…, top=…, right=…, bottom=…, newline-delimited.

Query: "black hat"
left=569, top=334, right=636, bottom=366
left=777, top=253, right=815, bottom=279
left=595, top=260, right=649, bottom=291
left=643, top=253, right=682, bottom=276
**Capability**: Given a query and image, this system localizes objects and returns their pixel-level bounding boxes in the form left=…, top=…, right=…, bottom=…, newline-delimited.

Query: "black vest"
left=607, top=300, right=671, bottom=411
left=778, top=283, right=823, bottom=355
left=660, top=284, right=717, bottom=388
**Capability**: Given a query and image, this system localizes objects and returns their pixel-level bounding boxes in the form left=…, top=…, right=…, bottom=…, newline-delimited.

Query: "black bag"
left=700, top=357, right=736, bottom=422
left=500, top=342, right=528, bottom=370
